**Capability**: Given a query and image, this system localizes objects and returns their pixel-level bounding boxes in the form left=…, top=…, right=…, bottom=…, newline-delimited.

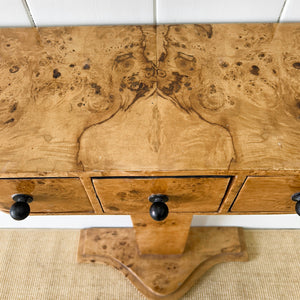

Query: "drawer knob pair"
left=149, top=194, right=169, bottom=221
left=10, top=194, right=33, bottom=221
left=292, top=192, right=300, bottom=216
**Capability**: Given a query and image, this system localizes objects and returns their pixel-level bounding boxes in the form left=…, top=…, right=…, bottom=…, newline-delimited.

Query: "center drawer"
left=92, top=176, right=231, bottom=213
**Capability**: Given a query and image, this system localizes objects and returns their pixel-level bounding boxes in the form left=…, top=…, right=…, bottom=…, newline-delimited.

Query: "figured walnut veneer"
left=0, top=24, right=299, bottom=174
left=231, top=176, right=300, bottom=213
left=1, top=23, right=299, bottom=300
left=78, top=227, right=248, bottom=300
left=92, top=176, right=230, bottom=214
left=0, top=178, right=93, bottom=214
left=0, top=23, right=299, bottom=216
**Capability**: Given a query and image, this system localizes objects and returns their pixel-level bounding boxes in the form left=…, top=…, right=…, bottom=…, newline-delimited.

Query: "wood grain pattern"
left=231, top=176, right=300, bottom=212
left=218, top=175, right=247, bottom=213
left=0, top=26, right=156, bottom=172
left=80, top=23, right=300, bottom=172
left=0, top=24, right=299, bottom=173
left=80, top=176, right=103, bottom=214
left=0, top=24, right=297, bottom=299
left=131, top=213, right=193, bottom=255
left=0, top=24, right=299, bottom=215
left=0, top=178, right=94, bottom=214
left=92, top=176, right=230, bottom=213
left=78, top=227, right=248, bottom=300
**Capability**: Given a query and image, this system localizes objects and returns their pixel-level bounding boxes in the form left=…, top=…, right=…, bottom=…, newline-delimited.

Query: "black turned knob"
left=291, top=192, right=300, bottom=216
left=149, top=194, right=169, bottom=221
left=10, top=194, right=33, bottom=221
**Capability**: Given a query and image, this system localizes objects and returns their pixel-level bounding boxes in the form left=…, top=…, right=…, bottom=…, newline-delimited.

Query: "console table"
left=0, top=23, right=299, bottom=299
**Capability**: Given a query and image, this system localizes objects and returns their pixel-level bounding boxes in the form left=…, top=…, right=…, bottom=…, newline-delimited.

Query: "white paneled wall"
left=0, top=0, right=31, bottom=27
left=0, top=0, right=300, bottom=228
left=0, top=214, right=133, bottom=228
left=0, top=212, right=300, bottom=229
left=157, top=0, right=286, bottom=24
left=26, top=0, right=154, bottom=26
left=2, top=0, right=299, bottom=28
left=280, top=0, right=300, bottom=22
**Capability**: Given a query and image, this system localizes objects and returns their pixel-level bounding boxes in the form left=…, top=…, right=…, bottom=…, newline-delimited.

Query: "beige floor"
left=0, top=229, right=299, bottom=299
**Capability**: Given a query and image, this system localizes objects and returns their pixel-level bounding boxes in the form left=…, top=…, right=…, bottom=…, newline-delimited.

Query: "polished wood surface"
left=231, top=176, right=300, bottom=213
left=1, top=24, right=298, bottom=300
left=131, top=213, right=193, bottom=255
left=78, top=227, right=248, bottom=300
left=0, top=178, right=94, bottom=214
left=80, top=176, right=103, bottom=214
left=92, top=177, right=230, bottom=213
left=0, top=24, right=299, bottom=215
left=0, top=24, right=299, bottom=173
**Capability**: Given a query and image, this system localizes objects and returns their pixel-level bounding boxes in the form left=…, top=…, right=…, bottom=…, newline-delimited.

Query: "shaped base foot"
left=78, top=227, right=248, bottom=299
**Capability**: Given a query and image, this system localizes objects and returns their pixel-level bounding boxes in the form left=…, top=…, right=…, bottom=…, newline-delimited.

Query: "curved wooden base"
left=78, top=227, right=248, bottom=300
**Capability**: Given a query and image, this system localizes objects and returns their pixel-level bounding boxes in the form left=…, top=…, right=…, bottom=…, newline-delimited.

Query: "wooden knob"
left=149, top=194, right=169, bottom=221
left=10, top=194, right=33, bottom=221
left=291, top=192, right=300, bottom=216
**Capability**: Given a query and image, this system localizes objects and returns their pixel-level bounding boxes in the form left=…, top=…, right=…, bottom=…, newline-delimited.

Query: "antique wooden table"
left=0, top=23, right=299, bottom=299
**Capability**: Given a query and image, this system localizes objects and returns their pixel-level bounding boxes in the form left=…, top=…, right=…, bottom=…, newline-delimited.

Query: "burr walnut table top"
left=0, top=23, right=299, bottom=175
left=0, top=24, right=299, bottom=218
left=0, top=25, right=298, bottom=298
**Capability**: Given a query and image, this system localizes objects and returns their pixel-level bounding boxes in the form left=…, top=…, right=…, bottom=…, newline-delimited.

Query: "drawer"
left=0, top=178, right=94, bottom=214
left=92, top=176, right=231, bottom=213
left=231, top=176, right=300, bottom=213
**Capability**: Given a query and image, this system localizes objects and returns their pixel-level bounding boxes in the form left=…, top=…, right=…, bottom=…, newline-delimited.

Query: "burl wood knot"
left=78, top=227, right=248, bottom=300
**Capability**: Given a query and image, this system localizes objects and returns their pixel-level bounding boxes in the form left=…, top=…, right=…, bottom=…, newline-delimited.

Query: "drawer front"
left=92, top=176, right=231, bottom=213
left=231, top=176, right=300, bottom=213
left=0, top=178, right=94, bottom=214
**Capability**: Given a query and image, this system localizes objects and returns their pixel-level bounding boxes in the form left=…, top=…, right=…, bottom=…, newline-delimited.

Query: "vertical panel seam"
left=21, top=0, right=36, bottom=27
left=277, top=0, right=289, bottom=22
left=153, top=0, right=157, bottom=25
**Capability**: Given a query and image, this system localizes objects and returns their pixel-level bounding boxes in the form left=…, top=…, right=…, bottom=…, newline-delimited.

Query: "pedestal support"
left=78, top=226, right=248, bottom=299
left=131, top=213, right=193, bottom=255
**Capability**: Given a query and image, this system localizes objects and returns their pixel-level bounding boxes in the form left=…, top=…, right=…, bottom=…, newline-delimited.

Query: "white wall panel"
left=0, top=212, right=133, bottom=228
left=0, top=0, right=31, bottom=27
left=157, top=0, right=286, bottom=24
left=192, top=215, right=300, bottom=229
left=1, top=212, right=300, bottom=229
left=26, top=0, right=154, bottom=26
left=280, top=0, right=300, bottom=22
